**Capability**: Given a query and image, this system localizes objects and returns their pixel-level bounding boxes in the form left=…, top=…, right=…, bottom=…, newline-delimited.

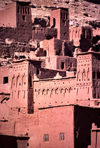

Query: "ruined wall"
left=57, top=56, right=77, bottom=71
left=0, top=2, right=17, bottom=28
left=0, top=26, right=32, bottom=43
left=80, top=26, right=93, bottom=52
left=0, top=1, right=32, bottom=43
left=70, top=26, right=93, bottom=50
left=32, top=27, right=46, bottom=41
left=44, top=55, right=76, bottom=71
left=69, top=26, right=82, bottom=46
left=43, top=37, right=74, bottom=58
left=0, top=41, right=34, bottom=58
left=35, top=68, right=66, bottom=79
left=32, top=27, right=57, bottom=40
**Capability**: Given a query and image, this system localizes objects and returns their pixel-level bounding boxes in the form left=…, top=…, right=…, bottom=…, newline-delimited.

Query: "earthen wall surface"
left=0, top=2, right=17, bottom=28
left=37, top=106, right=74, bottom=148
left=34, top=77, right=76, bottom=111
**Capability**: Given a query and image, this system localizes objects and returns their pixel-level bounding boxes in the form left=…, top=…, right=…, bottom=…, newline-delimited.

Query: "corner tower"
left=50, top=8, right=69, bottom=40
left=76, top=50, right=100, bottom=107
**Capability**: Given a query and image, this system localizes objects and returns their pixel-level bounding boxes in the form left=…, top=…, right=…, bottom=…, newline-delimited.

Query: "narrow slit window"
left=61, top=62, right=64, bottom=70
left=28, top=8, right=30, bottom=14
left=23, top=7, right=24, bottom=14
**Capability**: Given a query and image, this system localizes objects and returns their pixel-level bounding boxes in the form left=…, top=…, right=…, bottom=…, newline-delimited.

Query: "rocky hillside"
left=0, top=0, right=100, bottom=28
left=31, top=0, right=100, bottom=28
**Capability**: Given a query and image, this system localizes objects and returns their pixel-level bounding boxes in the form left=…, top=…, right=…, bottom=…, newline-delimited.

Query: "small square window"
left=60, top=133, right=65, bottom=140
left=44, top=134, right=49, bottom=142
left=3, top=77, right=8, bottom=84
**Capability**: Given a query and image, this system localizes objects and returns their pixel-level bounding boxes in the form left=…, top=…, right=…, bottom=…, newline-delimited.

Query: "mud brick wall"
left=32, top=27, right=57, bottom=40
left=0, top=27, right=32, bottom=43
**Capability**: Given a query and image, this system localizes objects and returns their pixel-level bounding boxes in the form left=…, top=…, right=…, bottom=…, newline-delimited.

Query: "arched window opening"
left=17, top=75, right=21, bottom=87
left=60, top=88, right=64, bottom=94
left=55, top=88, right=59, bottom=94
left=42, top=89, right=46, bottom=95
left=69, top=88, right=71, bottom=93
left=38, top=89, right=41, bottom=95
left=65, top=88, right=68, bottom=93
left=22, top=74, right=26, bottom=86
left=51, top=89, right=54, bottom=95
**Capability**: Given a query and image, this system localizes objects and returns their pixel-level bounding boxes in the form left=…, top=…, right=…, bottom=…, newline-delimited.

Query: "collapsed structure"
left=0, top=0, right=100, bottom=148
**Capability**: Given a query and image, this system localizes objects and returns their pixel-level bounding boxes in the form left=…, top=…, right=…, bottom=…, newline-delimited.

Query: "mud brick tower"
left=50, top=8, right=69, bottom=40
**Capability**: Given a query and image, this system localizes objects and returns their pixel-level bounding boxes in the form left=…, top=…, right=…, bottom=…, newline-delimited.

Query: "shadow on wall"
left=0, top=135, right=29, bottom=148
left=85, top=0, right=100, bottom=4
